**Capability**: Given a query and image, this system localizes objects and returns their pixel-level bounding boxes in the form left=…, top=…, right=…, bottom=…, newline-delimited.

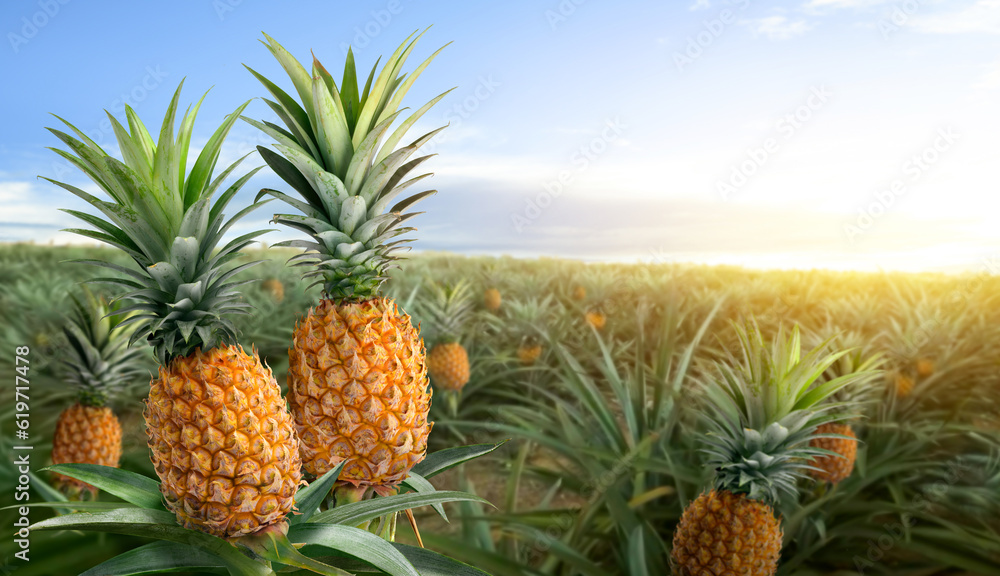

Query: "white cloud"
left=742, top=15, right=815, bottom=40
left=689, top=0, right=711, bottom=10
left=910, top=0, right=1000, bottom=34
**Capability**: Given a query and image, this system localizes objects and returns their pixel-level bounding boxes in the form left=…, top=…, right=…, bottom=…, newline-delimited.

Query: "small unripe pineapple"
left=916, top=358, right=934, bottom=378
left=261, top=278, right=285, bottom=302
left=585, top=310, right=606, bottom=331
left=428, top=342, right=471, bottom=392
left=571, top=285, right=586, bottom=301
left=807, top=423, right=857, bottom=484
left=483, top=288, right=501, bottom=312
left=517, top=343, right=542, bottom=366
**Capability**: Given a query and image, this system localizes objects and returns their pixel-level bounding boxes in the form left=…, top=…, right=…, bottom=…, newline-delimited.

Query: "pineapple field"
left=1, top=243, right=998, bottom=575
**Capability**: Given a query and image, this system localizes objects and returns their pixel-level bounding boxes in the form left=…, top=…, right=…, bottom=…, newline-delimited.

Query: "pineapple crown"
left=44, top=82, right=270, bottom=364
left=420, top=278, right=474, bottom=344
left=701, top=319, right=875, bottom=505
left=61, top=289, right=148, bottom=407
left=247, top=30, right=452, bottom=301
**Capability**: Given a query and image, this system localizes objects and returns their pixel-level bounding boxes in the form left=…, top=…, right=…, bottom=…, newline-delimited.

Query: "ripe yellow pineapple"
left=428, top=342, right=471, bottom=392
left=585, top=310, right=606, bottom=331
left=51, top=404, right=123, bottom=497
left=49, top=83, right=302, bottom=538
left=50, top=291, right=145, bottom=498
left=483, top=287, right=501, bottom=312
left=571, top=285, right=586, bottom=301
left=517, top=343, right=543, bottom=366
left=249, top=34, right=447, bottom=490
left=916, top=358, right=935, bottom=378
left=146, top=345, right=302, bottom=536
left=807, top=423, right=858, bottom=485
left=287, top=298, right=430, bottom=483
left=672, top=490, right=782, bottom=576
left=262, top=277, right=285, bottom=302
left=672, top=321, right=870, bottom=575
left=895, top=371, right=915, bottom=398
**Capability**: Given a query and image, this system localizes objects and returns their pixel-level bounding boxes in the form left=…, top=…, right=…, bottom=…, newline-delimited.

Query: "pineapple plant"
left=46, top=82, right=304, bottom=539
left=246, top=32, right=447, bottom=491
left=506, top=294, right=555, bottom=366
left=805, top=329, right=883, bottom=485
left=571, top=284, right=586, bottom=301
left=671, top=320, right=870, bottom=575
left=50, top=290, right=148, bottom=498
left=423, top=279, right=474, bottom=393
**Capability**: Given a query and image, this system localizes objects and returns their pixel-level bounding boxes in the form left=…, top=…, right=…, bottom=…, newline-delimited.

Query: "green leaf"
left=308, top=491, right=491, bottom=526
left=289, top=524, right=420, bottom=576
left=80, top=541, right=225, bottom=576
left=32, top=508, right=267, bottom=575
left=412, top=442, right=507, bottom=478
left=40, top=464, right=164, bottom=509
left=290, top=461, right=345, bottom=525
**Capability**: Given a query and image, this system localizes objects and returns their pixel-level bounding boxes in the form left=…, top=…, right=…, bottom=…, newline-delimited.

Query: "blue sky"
left=2, top=0, right=999, bottom=272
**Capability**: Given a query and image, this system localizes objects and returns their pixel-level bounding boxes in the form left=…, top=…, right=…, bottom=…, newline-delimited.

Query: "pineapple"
left=261, top=277, right=285, bottom=302
left=894, top=371, right=915, bottom=398
left=571, top=285, right=586, bottom=301
left=916, top=357, right=935, bottom=378
left=422, top=280, right=474, bottom=393
left=585, top=310, right=606, bottom=331
left=804, top=329, right=883, bottom=485
left=427, top=342, right=470, bottom=391
left=808, top=423, right=858, bottom=484
left=47, top=83, right=303, bottom=539
left=51, top=291, right=146, bottom=498
left=247, top=33, right=447, bottom=489
left=483, top=287, right=501, bottom=313
left=516, top=343, right=542, bottom=366
left=671, top=321, right=870, bottom=575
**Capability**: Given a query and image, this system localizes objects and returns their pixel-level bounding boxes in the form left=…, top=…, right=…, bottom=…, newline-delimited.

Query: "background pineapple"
left=804, top=329, right=883, bottom=484
left=672, top=321, right=871, bottom=575
left=47, top=83, right=303, bottom=539
left=247, top=32, right=445, bottom=490
left=50, top=290, right=148, bottom=498
left=422, top=279, right=474, bottom=393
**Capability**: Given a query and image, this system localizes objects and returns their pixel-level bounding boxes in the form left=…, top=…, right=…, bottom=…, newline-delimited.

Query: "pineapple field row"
left=1, top=243, right=998, bottom=575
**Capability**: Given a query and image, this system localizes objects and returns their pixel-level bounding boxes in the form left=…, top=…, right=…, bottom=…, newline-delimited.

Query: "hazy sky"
left=2, top=0, right=999, bottom=272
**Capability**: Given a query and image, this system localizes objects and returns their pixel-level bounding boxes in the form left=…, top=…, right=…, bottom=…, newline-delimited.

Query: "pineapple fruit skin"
left=895, top=372, right=914, bottom=398
left=288, top=298, right=432, bottom=486
left=807, top=423, right=858, bottom=484
left=916, top=358, right=934, bottom=378
left=571, top=285, right=586, bottom=301
left=671, top=490, right=782, bottom=576
left=517, top=344, right=542, bottom=366
left=145, top=345, right=302, bottom=539
left=51, top=404, right=123, bottom=495
left=484, top=288, right=501, bottom=312
left=428, top=342, right=471, bottom=392
left=585, top=311, right=606, bottom=330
